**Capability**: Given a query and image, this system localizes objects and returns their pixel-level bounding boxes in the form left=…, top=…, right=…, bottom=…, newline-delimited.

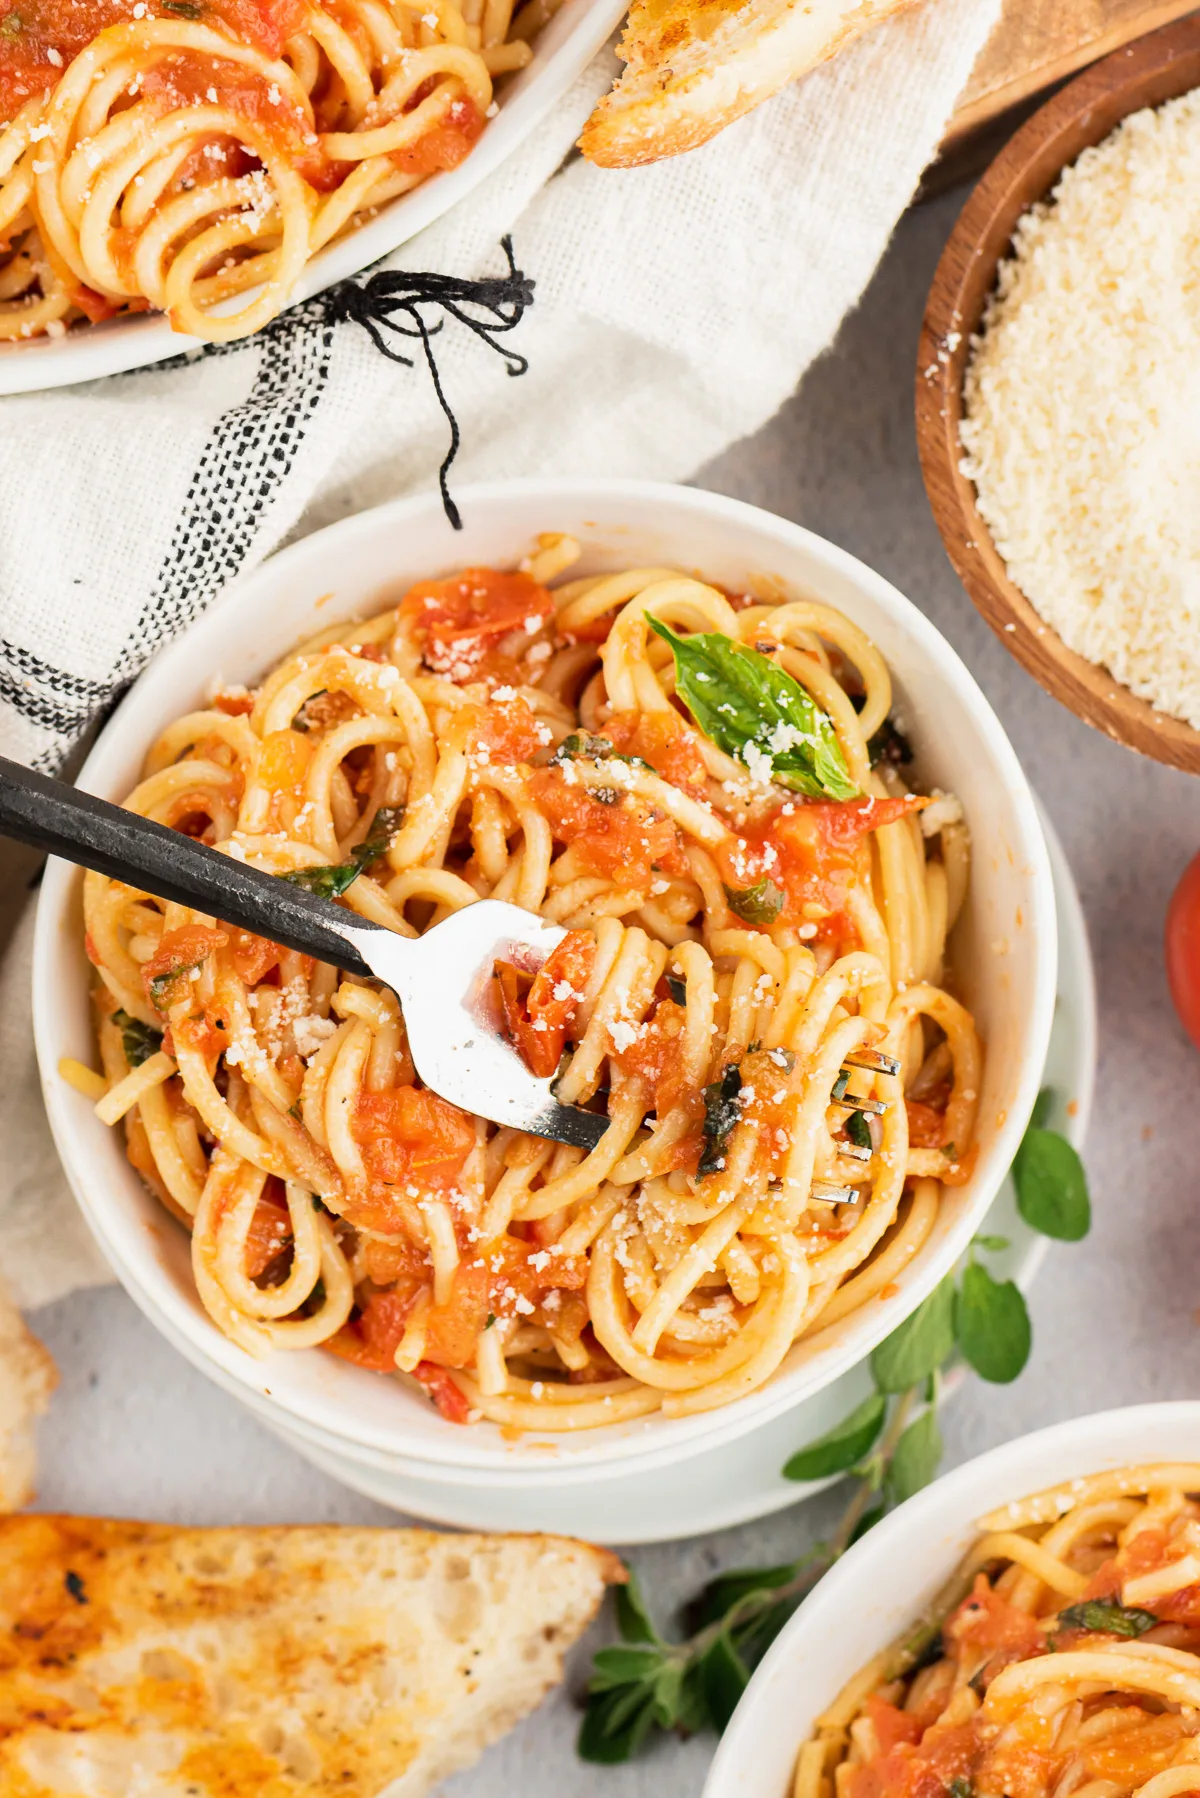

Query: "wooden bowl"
left=916, top=14, right=1200, bottom=774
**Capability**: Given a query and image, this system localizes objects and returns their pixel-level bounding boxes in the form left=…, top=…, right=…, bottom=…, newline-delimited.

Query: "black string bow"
left=321, top=234, right=535, bottom=529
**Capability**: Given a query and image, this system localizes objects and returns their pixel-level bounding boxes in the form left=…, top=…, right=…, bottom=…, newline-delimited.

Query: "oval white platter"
left=0, top=0, right=624, bottom=395
left=251, top=805, right=1095, bottom=1544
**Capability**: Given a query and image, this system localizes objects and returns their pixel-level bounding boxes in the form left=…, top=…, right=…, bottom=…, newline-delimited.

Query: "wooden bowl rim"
left=916, top=12, right=1200, bottom=775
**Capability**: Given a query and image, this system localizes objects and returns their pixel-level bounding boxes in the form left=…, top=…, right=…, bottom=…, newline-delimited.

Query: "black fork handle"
left=0, top=754, right=381, bottom=976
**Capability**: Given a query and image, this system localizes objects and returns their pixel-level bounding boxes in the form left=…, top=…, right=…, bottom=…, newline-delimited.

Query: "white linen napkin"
left=0, top=0, right=1001, bottom=1308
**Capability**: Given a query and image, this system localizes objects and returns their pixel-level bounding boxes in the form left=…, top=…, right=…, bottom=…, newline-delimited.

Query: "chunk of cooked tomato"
left=327, top=1288, right=416, bottom=1371
left=400, top=566, right=554, bottom=681
left=944, top=1573, right=1044, bottom=1669
left=496, top=929, right=595, bottom=1079
left=413, top=1361, right=472, bottom=1423
left=243, top=1188, right=292, bottom=1278
left=392, top=94, right=483, bottom=177
left=226, top=929, right=283, bottom=985
left=612, top=997, right=698, bottom=1121
left=454, top=691, right=547, bottom=765
left=352, top=1086, right=476, bottom=1188
left=528, top=768, right=689, bottom=886
left=866, top=1698, right=922, bottom=1754
left=718, top=794, right=924, bottom=939
left=905, top=1099, right=948, bottom=1149
left=604, top=708, right=709, bottom=794
left=141, top=925, right=228, bottom=1013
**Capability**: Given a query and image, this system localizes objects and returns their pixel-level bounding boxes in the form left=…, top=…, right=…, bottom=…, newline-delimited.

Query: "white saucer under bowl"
left=239, top=805, right=1095, bottom=1544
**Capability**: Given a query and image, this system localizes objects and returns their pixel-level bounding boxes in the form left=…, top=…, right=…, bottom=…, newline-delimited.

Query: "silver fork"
left=0, top=756, right=608, bottom=1151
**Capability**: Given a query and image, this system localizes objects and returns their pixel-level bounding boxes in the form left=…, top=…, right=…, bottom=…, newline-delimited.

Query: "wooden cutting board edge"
left=938, top=0, right=1200, bottom=159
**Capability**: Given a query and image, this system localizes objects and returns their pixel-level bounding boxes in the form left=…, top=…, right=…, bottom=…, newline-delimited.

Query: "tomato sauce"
left=345, top=1085, right=475, bottom=1229
left=528, top=767, right=690, bottom=887
left=391, top=93, right=482, bottom=178
left=401, top=567, right=554, bottom=682
left=604, top=708, right=709, bottom=794
left=0, top=0, right=306, bottom=120
left=141, top=923, right=227, bottom=1013
left=496, top=928, right=595, bottom=1079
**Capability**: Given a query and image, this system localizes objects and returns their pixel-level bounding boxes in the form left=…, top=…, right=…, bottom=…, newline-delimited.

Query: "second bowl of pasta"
left=33, top=479, right=1056, bottom=1483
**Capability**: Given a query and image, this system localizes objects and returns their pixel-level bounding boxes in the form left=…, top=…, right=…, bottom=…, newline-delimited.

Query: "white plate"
left=705, top=1397, right=1200, bottom=1798
left=218, top=805, right=1094, bottom=1542
left=0, top=0, right=624, bottom=395
left=34, top=480, right=1057, bottom=1482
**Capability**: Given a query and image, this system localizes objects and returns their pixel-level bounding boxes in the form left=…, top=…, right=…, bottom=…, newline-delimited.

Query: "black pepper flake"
left=64, top=1571, right=87, bottom=1604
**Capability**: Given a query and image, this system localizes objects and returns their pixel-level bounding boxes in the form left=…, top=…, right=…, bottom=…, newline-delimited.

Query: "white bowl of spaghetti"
left=34, top=479, right=1056, bottom=1487
left=705, top=1402, right=1200, bottom=1798
left=0, top=0, right=623, bottom=392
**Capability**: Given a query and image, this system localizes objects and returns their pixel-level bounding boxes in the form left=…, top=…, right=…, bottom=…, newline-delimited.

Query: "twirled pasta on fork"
left=71, top=531, right=981, bottom=1429
left=0, top=0, right=552, bottom=342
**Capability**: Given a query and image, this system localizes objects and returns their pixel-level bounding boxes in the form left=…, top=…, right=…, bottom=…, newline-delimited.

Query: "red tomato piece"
left=719, top=794, right=924, bottom=937
left=496, top=929, right=595, bottom=1079
left=413, top=1361, right=472, bottom=1423
left=352, top=1086, right=476, bottom=1190
left=604, top=708, right=709, bottom=794
left=528, top=769, right=689, bottom=886
left=866, top=1698, right=923, bottom=1754
left=141, top=924, right=227, bottom=1013
left=392, top=95, right=483, bottom=178
left=327, top=1289, right=416, bottom=1372
left=226, top=929, right=282, bottom=985
left=243, top=1190, right=292, bottom=1278
left=400, top=566, right=554, bottom=681
left=1166, top=850, right=1200, bottom=1052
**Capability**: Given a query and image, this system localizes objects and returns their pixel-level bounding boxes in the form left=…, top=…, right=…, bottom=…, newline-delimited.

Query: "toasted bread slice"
left=0, top=1516, right=621, bottom=1796
left=0, top=1280, right=56, bottom=1511
left=580, top=0, right=925, bottom=167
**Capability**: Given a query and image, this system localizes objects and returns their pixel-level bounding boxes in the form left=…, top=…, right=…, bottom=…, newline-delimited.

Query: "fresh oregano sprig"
left=577, top=1088, right=1090, bottom=1766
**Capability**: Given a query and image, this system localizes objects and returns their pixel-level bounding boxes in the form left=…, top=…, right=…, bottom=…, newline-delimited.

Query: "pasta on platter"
left=0, top=0, right=552, bottom=342
left=801, top=1465, right=1200, bottom=1798
left=71, top=532, right=981, bottom=1430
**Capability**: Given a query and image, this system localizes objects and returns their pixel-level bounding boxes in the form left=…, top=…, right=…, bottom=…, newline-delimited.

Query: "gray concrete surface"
left=27, top=187, right=1200, bottom=1796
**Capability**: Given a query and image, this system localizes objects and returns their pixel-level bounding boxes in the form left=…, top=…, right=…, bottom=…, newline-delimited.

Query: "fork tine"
left=844, top=1048, right=901, bottom=1077
left=811, top=1180, right=862, bottom=1205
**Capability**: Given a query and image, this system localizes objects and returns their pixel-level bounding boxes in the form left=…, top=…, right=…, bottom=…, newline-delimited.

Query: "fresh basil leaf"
left=699, top=1630, right=750, bottom=1731
left=1013, top=1127, right=1090, bottom=1242
left=972, top=1234, right=1010, bottom=1254
left=700, top=1062, right=742, bottom=1179
left=1056, top=1599, right=1157, bottom=1637
left=693, top=1562, right=802, bottom=1628
left=783, top=1391, right=886, bottom=1482
left=887, top=1406, right=943, bottom=1504
left=870, top=1277, right=956, bottom=1394
left=577, top=1684, right=659, bottom=1763
left=666, top=973, right=687, bottom=1006
left=846, top=1108, right=872, bottom=1150
left=147, top=958, right=203, bottom=1008
left=282, top=861, right=362, bottom=899
left=551, top=731, right=649, bottom=771
left=954, top=1263, right=1031, bottom=1384
left=112, top=1009, right=162, bottom=1069
left=868, top=717, right=913, bottom=769
left=589, top=1645, right=668, bottom=1690
left=353, top=804, right=403, bottom=867
left=648, top=618, right=857, bottom=800
left=723, top=877, right=785, bottom=926
left=615, top=1571, right=662, bottom=1645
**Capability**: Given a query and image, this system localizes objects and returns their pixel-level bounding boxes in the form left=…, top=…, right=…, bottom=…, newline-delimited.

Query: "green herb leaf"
left=723, top=877, right=785, bottom=926
left=551, top=731, right=648, bottom=771
left=849, top=1498, right=886, bottom=1546
left=845, top=1108, right=872, bottom=1150
left=954, top=1262, right=1031, bottom=1384
left=870, top=1277, right=956, bottom=1395
left=577, top=1682, right=660, bottom=1764
left=353, top=804, right=403, bottom=867
left=589, top=1645, right=668, bottom=1690
left=161, top=1, right=204, bottom=14
left=666, top=973, right=687, bottom=1006
left=147, top=959, right=203, bottom=1009
left=615, top=1571, right=662, bottom=1646
left=698, top=1630, right=749, bottom=1731
left=700, top=1062, right=743, bottom=1179
left=1030, top=1087, right=1054, bottom=1129
left=783, top=1392, right=887, bottom=1482
left=112, top=1009, right=163, bottom=1069
left=693, top=1562, right=805, bottom=1628
left=282, top=862, right=363, bottom=899
left=948, top=1778, right=974, bottom=1798
left=887, top=1406, right=943, bottom=1505
left=831, top=1070, right=850, bottom=1102
left=648, top=618, right=857, bottom=800
left=1013, top=1125, right=1090, bottom=1242
left=972, top=1234, right=1010, bottom=1254
left=1057, top=1600, right=1158, bottom=1637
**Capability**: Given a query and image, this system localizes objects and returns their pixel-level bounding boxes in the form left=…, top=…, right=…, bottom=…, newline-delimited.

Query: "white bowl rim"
left=0, top=0, right=624, bottom=395
left=705, top=1400, right=1200, bottom=1798
left=33, top=477, right=1058, bottom=1477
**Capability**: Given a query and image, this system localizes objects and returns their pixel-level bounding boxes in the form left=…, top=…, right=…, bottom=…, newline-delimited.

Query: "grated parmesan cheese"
left=960, top=88, right=1200, bottom=727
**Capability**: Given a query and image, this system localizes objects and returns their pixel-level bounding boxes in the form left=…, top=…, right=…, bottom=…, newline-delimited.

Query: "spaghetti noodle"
left=73, top=532, right=981, bottom=1429
left=798, top=1464, right=1200, bottom=1798
left=0, top=0, right=554, bottom=342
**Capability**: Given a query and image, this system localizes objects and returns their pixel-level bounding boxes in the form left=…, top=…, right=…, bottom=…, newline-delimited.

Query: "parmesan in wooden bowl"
left=916, top=14, right=1200, bottom=774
